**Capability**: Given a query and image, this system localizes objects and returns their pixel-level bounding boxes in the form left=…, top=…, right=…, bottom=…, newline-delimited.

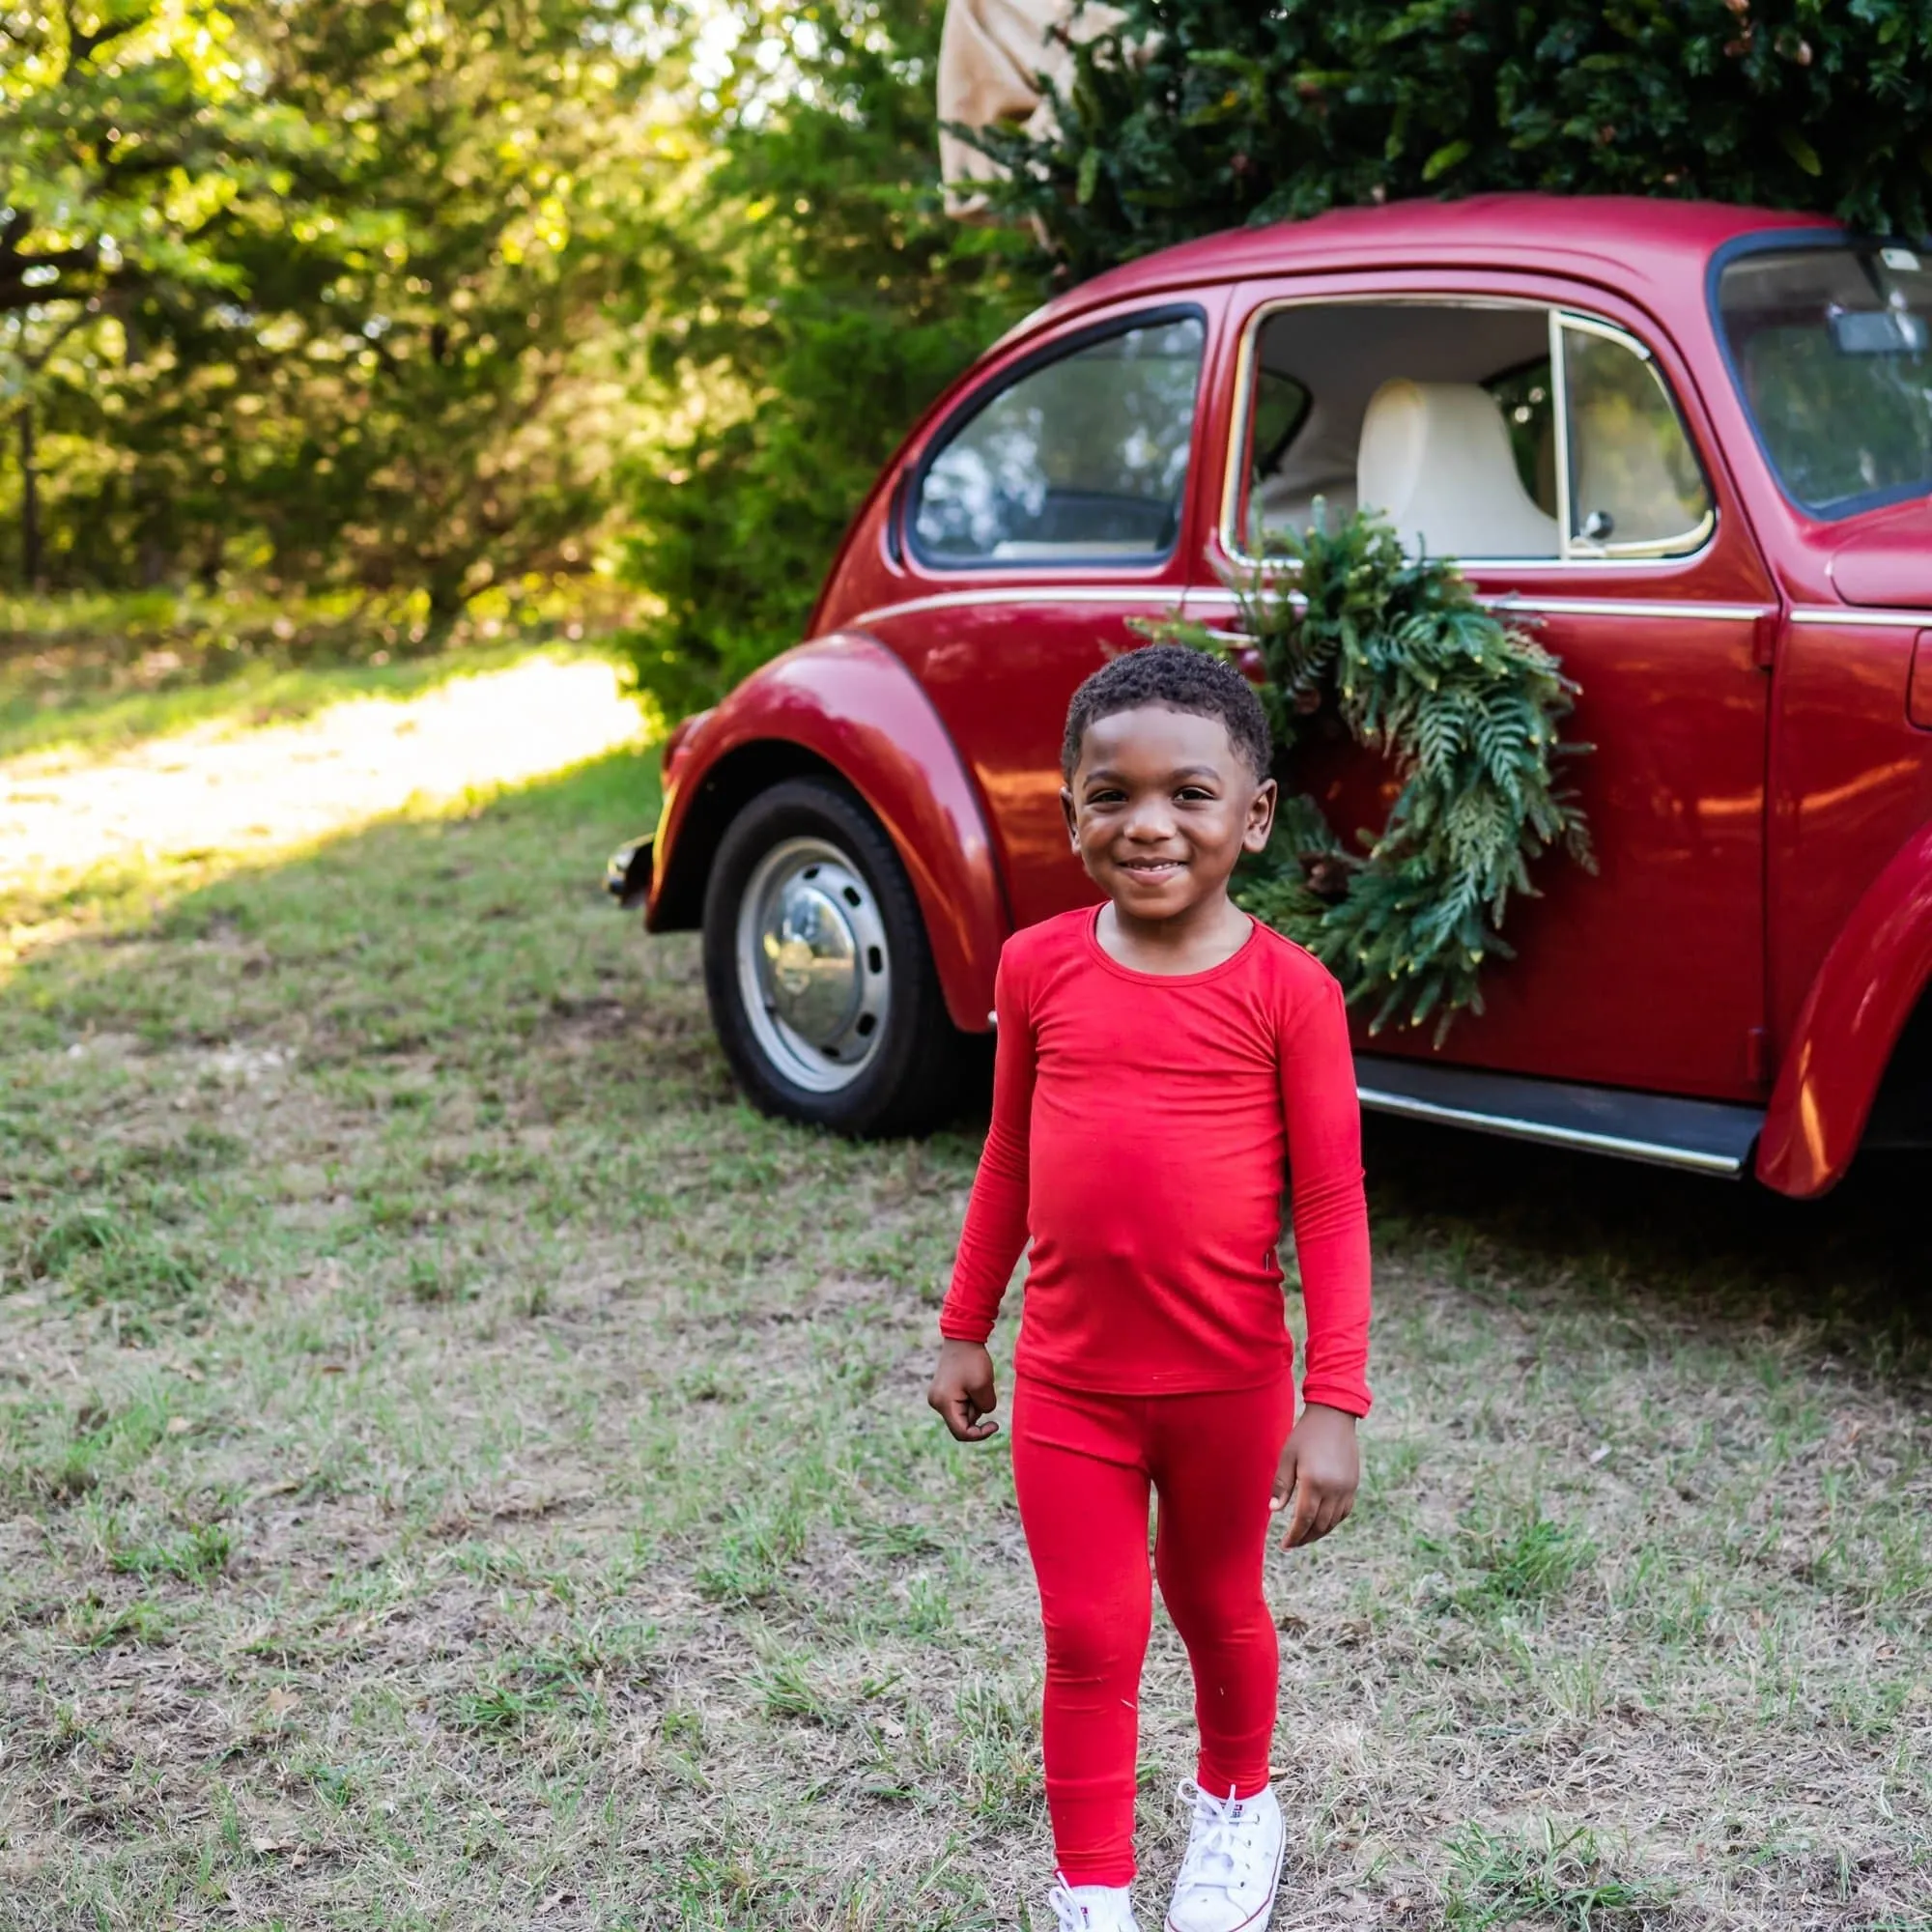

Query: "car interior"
left=1244, top=300, right=1716, bottom=563
left=1245, top=303, right=1562, bottom=557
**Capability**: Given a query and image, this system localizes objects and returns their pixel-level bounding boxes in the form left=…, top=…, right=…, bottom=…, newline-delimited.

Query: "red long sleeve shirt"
left=940, top=907, right=1373, bottom=1409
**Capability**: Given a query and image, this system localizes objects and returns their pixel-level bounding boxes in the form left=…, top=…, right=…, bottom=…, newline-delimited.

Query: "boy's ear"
left=1060, top=785, right=1079, bottom=851
left=1243, top=777, right=1278, bottom=854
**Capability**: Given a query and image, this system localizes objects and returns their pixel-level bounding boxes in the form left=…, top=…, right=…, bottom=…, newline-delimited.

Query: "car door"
left=857, top=298, right=1222, bottom=932
left=1190, top=277, right=1776, bottom=1103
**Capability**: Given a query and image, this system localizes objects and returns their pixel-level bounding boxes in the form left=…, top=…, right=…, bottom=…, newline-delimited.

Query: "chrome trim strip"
left=843, top=585, right=1185, bottom=629
left=1550, top=307, right=1574, bottom=558
left=1789, top=606, right=1927, bottom=628
left=1560, top=309, right=1651, bottom=359
left=851, top=584, right=1775, bottom=631
left=1183, top=587, right=1772, bottom=623
left=1219, top=307, right=1263, bottom=555
left=1493, top=597, right=1769, bottom=621
left=1356, top=1084, right=1749, bottom=1175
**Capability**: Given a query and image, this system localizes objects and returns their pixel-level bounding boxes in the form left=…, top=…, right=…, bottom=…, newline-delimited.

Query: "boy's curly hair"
left=1062, top=643, right=1273, bottom=782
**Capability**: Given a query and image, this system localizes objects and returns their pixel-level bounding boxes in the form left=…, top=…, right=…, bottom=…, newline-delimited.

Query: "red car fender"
left=1757, top=819, right=1932, bottom=1197
left=647, top=633, right=1009, bottom=1035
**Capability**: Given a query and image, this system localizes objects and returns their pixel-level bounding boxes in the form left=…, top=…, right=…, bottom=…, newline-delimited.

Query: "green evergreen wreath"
left=1140, top=508, right=1595, bottom=1039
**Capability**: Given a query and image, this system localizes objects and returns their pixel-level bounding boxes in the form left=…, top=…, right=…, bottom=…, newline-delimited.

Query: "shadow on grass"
left=1365, top=1112, right=1932, bottom=1376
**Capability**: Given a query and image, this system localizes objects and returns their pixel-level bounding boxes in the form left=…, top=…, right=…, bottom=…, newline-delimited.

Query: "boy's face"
left=1060, top=703, right=1276, bottom=924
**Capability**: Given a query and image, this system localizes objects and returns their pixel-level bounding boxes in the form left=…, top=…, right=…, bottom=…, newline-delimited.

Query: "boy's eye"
left=1176, top=786, right=1216, bottom=802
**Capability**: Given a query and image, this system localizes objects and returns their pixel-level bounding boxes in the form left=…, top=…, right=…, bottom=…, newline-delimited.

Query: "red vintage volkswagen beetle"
left=608, top=195, right=1932, bottom=1199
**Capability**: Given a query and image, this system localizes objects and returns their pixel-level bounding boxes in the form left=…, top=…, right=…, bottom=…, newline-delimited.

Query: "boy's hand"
left=927, top=1339, right=1000, bottom=1442
left=1270, top=1403, right=1359, bottom=1548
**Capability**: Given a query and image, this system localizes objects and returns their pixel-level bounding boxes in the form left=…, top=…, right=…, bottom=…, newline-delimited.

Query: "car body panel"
left=1185, top=264, right=1778, bottom=1100
left=1763, top=613, right=1932, bottom=1059
left=1820, top=498, right=1932, bottom=609
left=645, top=635, right=1009, bottom=1034
left=645, top=194, right=1932, bottom=1194
left=1759, top=817, right=1932, bottom=1196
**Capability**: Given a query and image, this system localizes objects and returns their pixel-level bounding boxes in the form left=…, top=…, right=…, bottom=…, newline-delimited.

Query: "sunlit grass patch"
left=0, top=584, right=641, bottom=764
left=0, top=631, right=554, bottom=768
left=1, top=644, right=650, bottom=968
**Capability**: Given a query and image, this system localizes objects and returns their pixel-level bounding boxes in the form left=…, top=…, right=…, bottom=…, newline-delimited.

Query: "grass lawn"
left=1, top=643, right=1928, bottom=1929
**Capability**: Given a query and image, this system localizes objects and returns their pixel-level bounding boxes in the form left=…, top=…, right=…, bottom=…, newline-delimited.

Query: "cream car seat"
left=1356, top=379, right=1561, bottom=560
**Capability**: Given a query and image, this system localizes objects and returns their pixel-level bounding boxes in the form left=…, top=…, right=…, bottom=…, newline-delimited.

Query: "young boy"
left=927, top=645, right=1372, bottom=1932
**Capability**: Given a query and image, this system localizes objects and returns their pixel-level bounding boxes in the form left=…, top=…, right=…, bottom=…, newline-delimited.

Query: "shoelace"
left=1046, top=1879, right=1092, bottom=1932
left=1175, top=1780, right=1266, bottom=1895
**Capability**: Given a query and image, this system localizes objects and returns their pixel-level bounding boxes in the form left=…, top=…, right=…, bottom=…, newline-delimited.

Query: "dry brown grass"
left=1, top=694, right=1928, bottom=1929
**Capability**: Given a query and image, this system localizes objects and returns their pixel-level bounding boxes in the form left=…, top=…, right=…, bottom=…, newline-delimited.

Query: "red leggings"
left=1010, top=1371, right=1296, bottom=1887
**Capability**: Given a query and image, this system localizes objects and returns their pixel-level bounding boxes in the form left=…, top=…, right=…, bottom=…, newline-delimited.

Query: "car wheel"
left=702, top=778, right=965, bottom=1135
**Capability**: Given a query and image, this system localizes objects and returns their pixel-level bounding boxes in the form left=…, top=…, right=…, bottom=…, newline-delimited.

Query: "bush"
left=615, top=1, right=1034, bottom=718
left=965, top=0, right=1932, bottom=279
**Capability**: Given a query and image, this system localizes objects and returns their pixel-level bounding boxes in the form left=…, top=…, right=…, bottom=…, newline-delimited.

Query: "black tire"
left=701, top=778, right=965, bottom=1135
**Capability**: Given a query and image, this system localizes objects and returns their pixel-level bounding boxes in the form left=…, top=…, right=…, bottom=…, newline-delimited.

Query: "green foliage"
left=1457, top=1501, right=1599, bottom=1606
left=1, top=2, right=320, bottom=584
left=1142, top=506, right=1592, bottom=1037
left=0, top=3, right=310, bottom=321
left=106, top=1519, right=235, bottom=1583
left=1446, top=1820, right=1674, bottom=1931
left=5, top=3, right=678, bottom=601
left=965, top=0, right=1932, bottom=278
left=614, top=1, right=1035, bottom=717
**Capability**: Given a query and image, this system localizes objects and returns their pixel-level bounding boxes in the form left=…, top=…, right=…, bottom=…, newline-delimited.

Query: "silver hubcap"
left=735, top=837, right=891, bottom=1094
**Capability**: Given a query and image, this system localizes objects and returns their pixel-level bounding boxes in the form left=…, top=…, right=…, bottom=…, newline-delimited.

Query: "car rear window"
left=911, top=313, right=1206, bottom=566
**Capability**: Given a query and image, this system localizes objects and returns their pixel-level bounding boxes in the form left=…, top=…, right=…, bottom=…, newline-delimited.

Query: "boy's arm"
left=1277, top=975, right=1373, bottom=1419
left=938, top=948, right=1037, bottom=1347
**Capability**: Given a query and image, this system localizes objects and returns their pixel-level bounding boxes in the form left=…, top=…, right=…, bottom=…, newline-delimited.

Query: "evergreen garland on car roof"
left=1140, top=507, right=1594, bottom=1040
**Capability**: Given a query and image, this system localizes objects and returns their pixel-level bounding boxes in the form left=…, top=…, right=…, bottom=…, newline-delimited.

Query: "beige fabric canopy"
left=938, top=0, right=1123, bottom=213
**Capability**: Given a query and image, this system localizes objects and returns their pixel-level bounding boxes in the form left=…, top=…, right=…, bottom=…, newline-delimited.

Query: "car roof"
left=1020, top=194, right=1843, bottom=333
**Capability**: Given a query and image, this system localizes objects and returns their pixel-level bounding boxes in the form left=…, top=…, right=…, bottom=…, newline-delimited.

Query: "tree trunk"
left=18, top=399, right=40, bottom=589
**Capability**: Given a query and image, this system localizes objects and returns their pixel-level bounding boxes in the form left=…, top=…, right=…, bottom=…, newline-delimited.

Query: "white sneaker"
left=1163, top=1780, right=1286, bottom=1932
left=1045, top=1874, right=1142, bottom=1932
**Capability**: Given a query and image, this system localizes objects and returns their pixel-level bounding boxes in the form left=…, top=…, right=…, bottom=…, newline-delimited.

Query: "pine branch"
left=1141, top=506, right=1593, bottom=1039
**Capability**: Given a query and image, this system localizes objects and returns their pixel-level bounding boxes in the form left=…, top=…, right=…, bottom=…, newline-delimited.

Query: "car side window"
left=1233, top=300, right=1711, bottom=564
left=1488, top=360, right=1558, bottom=518
left=911, top=313, right=1206, bottom=567
left=1560, top=319, right=1713, bottom=554
left=1238, top=302, right=1563, bottom=561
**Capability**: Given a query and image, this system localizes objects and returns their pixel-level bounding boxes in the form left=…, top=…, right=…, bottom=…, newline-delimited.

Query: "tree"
left=962, top=0, right=1932, bottom=280
left=1, top=1, right=314, bottom=583
left=4, top=2, right=680, bottom=602
left=615, top=0, right=1035, bottom=717
left=216, top=1, right=681, bottom=613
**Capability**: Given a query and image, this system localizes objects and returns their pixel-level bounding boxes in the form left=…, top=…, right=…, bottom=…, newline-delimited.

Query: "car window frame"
left=1217, top=294, right=1718, bottom=571
left=902, top=300, right=1210, bottom=575
left=1557, top=310, right=1718, bottom=561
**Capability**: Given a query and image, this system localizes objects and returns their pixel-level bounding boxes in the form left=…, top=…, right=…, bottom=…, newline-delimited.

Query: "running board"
left=1355, top=1056, right=1763, bottom=1178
